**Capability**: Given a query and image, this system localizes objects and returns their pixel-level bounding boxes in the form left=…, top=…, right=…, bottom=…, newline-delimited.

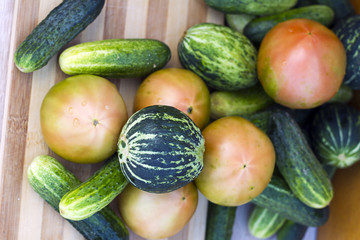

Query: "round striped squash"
left=310, top=103, right=360, bottom=168
left=117, top=105, right=205, bottom=193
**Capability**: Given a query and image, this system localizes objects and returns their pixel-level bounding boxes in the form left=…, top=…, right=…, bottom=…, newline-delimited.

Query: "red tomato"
left=40, top=74, right=128, bottom=164
left=118, top=182, right=198, bottom=239
left=257, top=19, right=346, bottom=109
left=133, top=68, right=210, bottom=130
left=195, top=116, right=275, bottom=206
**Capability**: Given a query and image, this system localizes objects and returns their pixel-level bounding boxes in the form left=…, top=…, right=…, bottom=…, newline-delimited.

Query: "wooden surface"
left=0, top=1, right=319, bottom=240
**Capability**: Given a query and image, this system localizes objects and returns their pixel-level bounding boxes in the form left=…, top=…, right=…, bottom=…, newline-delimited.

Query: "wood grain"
left=0, top=1, right=223, bottom=240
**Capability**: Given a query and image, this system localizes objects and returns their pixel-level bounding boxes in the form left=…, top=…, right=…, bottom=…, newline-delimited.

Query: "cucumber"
left=178, top=23, right=258, bottom=91
left=252, top=175, right=330, bottom=227
left=226, top=13, right=256, bottom=33
left=59, top=156, right=128, bottom=221
left=210, top=83, right=274, bottom=119
left=59, top=39, right=171, bottom=78
left=205, top=202, right=237, bottom=240
left=205, top=0, right=298, bottom=16
left=315, top=0, right=355, bottom=20
left=270, top=110, right=333, bottom=208
left=14, top=0, right=105, bottom=73
left=248, top=205, right=286, bottom=239
left=244, top=109, right=274, bottom=134
left=277, top=220, right=308, bottom=240
left=244, top=5, right=335, bottom=44
left=27, top=155, right=129, bottom=240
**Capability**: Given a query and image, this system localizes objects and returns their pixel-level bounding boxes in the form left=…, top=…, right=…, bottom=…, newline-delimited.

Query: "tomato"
left=40, top=74, right=128, bottom=164
left=195, top=116, right=275, bottom=206
left=118, top=182, right=198, bottom=239
left=133, top=68, right=210, bottom=130
left=257, top=19, right=346, bottom=109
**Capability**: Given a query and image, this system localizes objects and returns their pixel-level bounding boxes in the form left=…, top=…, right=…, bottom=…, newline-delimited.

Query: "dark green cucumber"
left=310, top=103, right=360, bottom=168
left=27, top=155, right=129, bottom=240
left=226, top=13, right=256, bottom=33
left=252, top=175, right=329, bottom=227
left=14, top=0, right=105, bottom=73
left=59, top=39, right=171, bottom=78
left=315, top=0, right=355, bottom=20
left=59, top=156, right=128, bottom=221
left=244, top=109, right=274, bottom=134
left=205, top=0, right=297, bottom=15
left=210, top=83, right=273, bottom=119
left=248, top=205, right=286, bottom=239
left=277, top=220, right=308, bottom=240
left=205, top=202, right=237, bottom=240
left=328, top=84, right=353, bottom=103
left=270, top=110, right=333, bottom=208
left=333, top=15, right=360, bottom=89
left=178, top=23, right=257, bottom=91
left=244, top=5, right=335, bottom=44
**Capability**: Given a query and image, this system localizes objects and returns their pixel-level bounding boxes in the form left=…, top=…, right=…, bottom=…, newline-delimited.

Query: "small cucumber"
left=27, top=155, right=129, bottom=240
left=205, top=202, right=237, bottom=240
left=248, top=205, right=286, bottom=239
left=270, top=110, right=333, bottom=209
left=328, top=84, right=353, bottom=104
left=59, top=156, right=128, bottom=221
left=210, top=84, right=273, bottom=119
left=277, top=220, right=308, bottom=240
left=244, top=5, right=335, bottom=44
left=14, top=0, right=105, bottom=72
left=315, top=0, right=355, bottom=20
left=252, top=175, right=329, bottom=227
left=226, top=13, right=256, bottom=33
left=59, top=39, right=171, bottom=78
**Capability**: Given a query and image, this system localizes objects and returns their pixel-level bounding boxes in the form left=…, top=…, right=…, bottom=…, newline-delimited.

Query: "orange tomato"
left=195, top=116, right=275, bottom=206
left=118, top=182, right=198, bottom=239
left=133, top=68, right=210, bottom=130
left=257, top=19, right=346, bottom=109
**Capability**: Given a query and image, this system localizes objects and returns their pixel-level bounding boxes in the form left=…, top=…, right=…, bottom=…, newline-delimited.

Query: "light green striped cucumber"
left=270, top=110, right=333, bottom=208
left=244, top=5, right=335, bottom=44
left=210, top=83, right=273, bottom=119
left=178, top=23, right=257, bottom=91
left=59, top=39, right=171, bottom=78
left=59, top=156, right=128, bottom=221
left=226, top=13, right=256, bottom=33
left=27, top=155, right=129, bottom=240
left=248, top=205, right=286, bottom=239
left=118, top=105, right=204, bottom=193
left=205, top=0, right=298, bottom=15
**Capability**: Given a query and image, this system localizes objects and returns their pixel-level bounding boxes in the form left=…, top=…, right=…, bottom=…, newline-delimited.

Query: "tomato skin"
left=118, top=182, right=198, bottom=239
left=258, top=19, right=346, bottom=109
left=133, top=68, right=210, bottom=130
left=194, top=116, right=275, bottom=206
left=40, top=74, right=128, bottom=164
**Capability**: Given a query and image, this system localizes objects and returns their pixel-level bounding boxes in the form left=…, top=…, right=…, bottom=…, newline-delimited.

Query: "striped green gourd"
left=270, top=110, right=333, bottom=209
left=310, top=103, right=360, bottom=168
left=178, top=23, right=257, bottom=91
left=14, top=0, right=105, bottom=73
left=333, top=15, right=360, bottom=89
left=252, top=175, right=330, bottom=227
left=204, top=0, right=297, bottom=15
left=118, top=105, right=205, bottom=193
left=27, top=155, right=129, bottom=240
left=248, top=205, right=286, bottom=239
left=59, top=39, right=171, bottom=78
left=60, top=156, right=128, bottom=221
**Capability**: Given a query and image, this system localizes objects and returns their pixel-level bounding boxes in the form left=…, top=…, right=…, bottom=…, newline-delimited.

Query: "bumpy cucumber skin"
left=59, top=39, right=171, bottom=78
left=210, top=84, right=273, bottom=119
left=270, top=110, right=333, bottom=209
left=27, top=155, right=129, bottom=240
left=205, top=202, right=237, bottom=240
left=248, top=205, right=286, bottom=239
left=59, top=156, right=128, bottom=221
left=178, top=23, right=257, bottom=91
left=14, top=0, right=105, bottom=73
left=244, top=5, right=335, bottom=44
left=205, top=0, right=297, bottom=15
left=333, top=15, right=360, bottom=89
left=252, top=175, right=329, bottom=227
